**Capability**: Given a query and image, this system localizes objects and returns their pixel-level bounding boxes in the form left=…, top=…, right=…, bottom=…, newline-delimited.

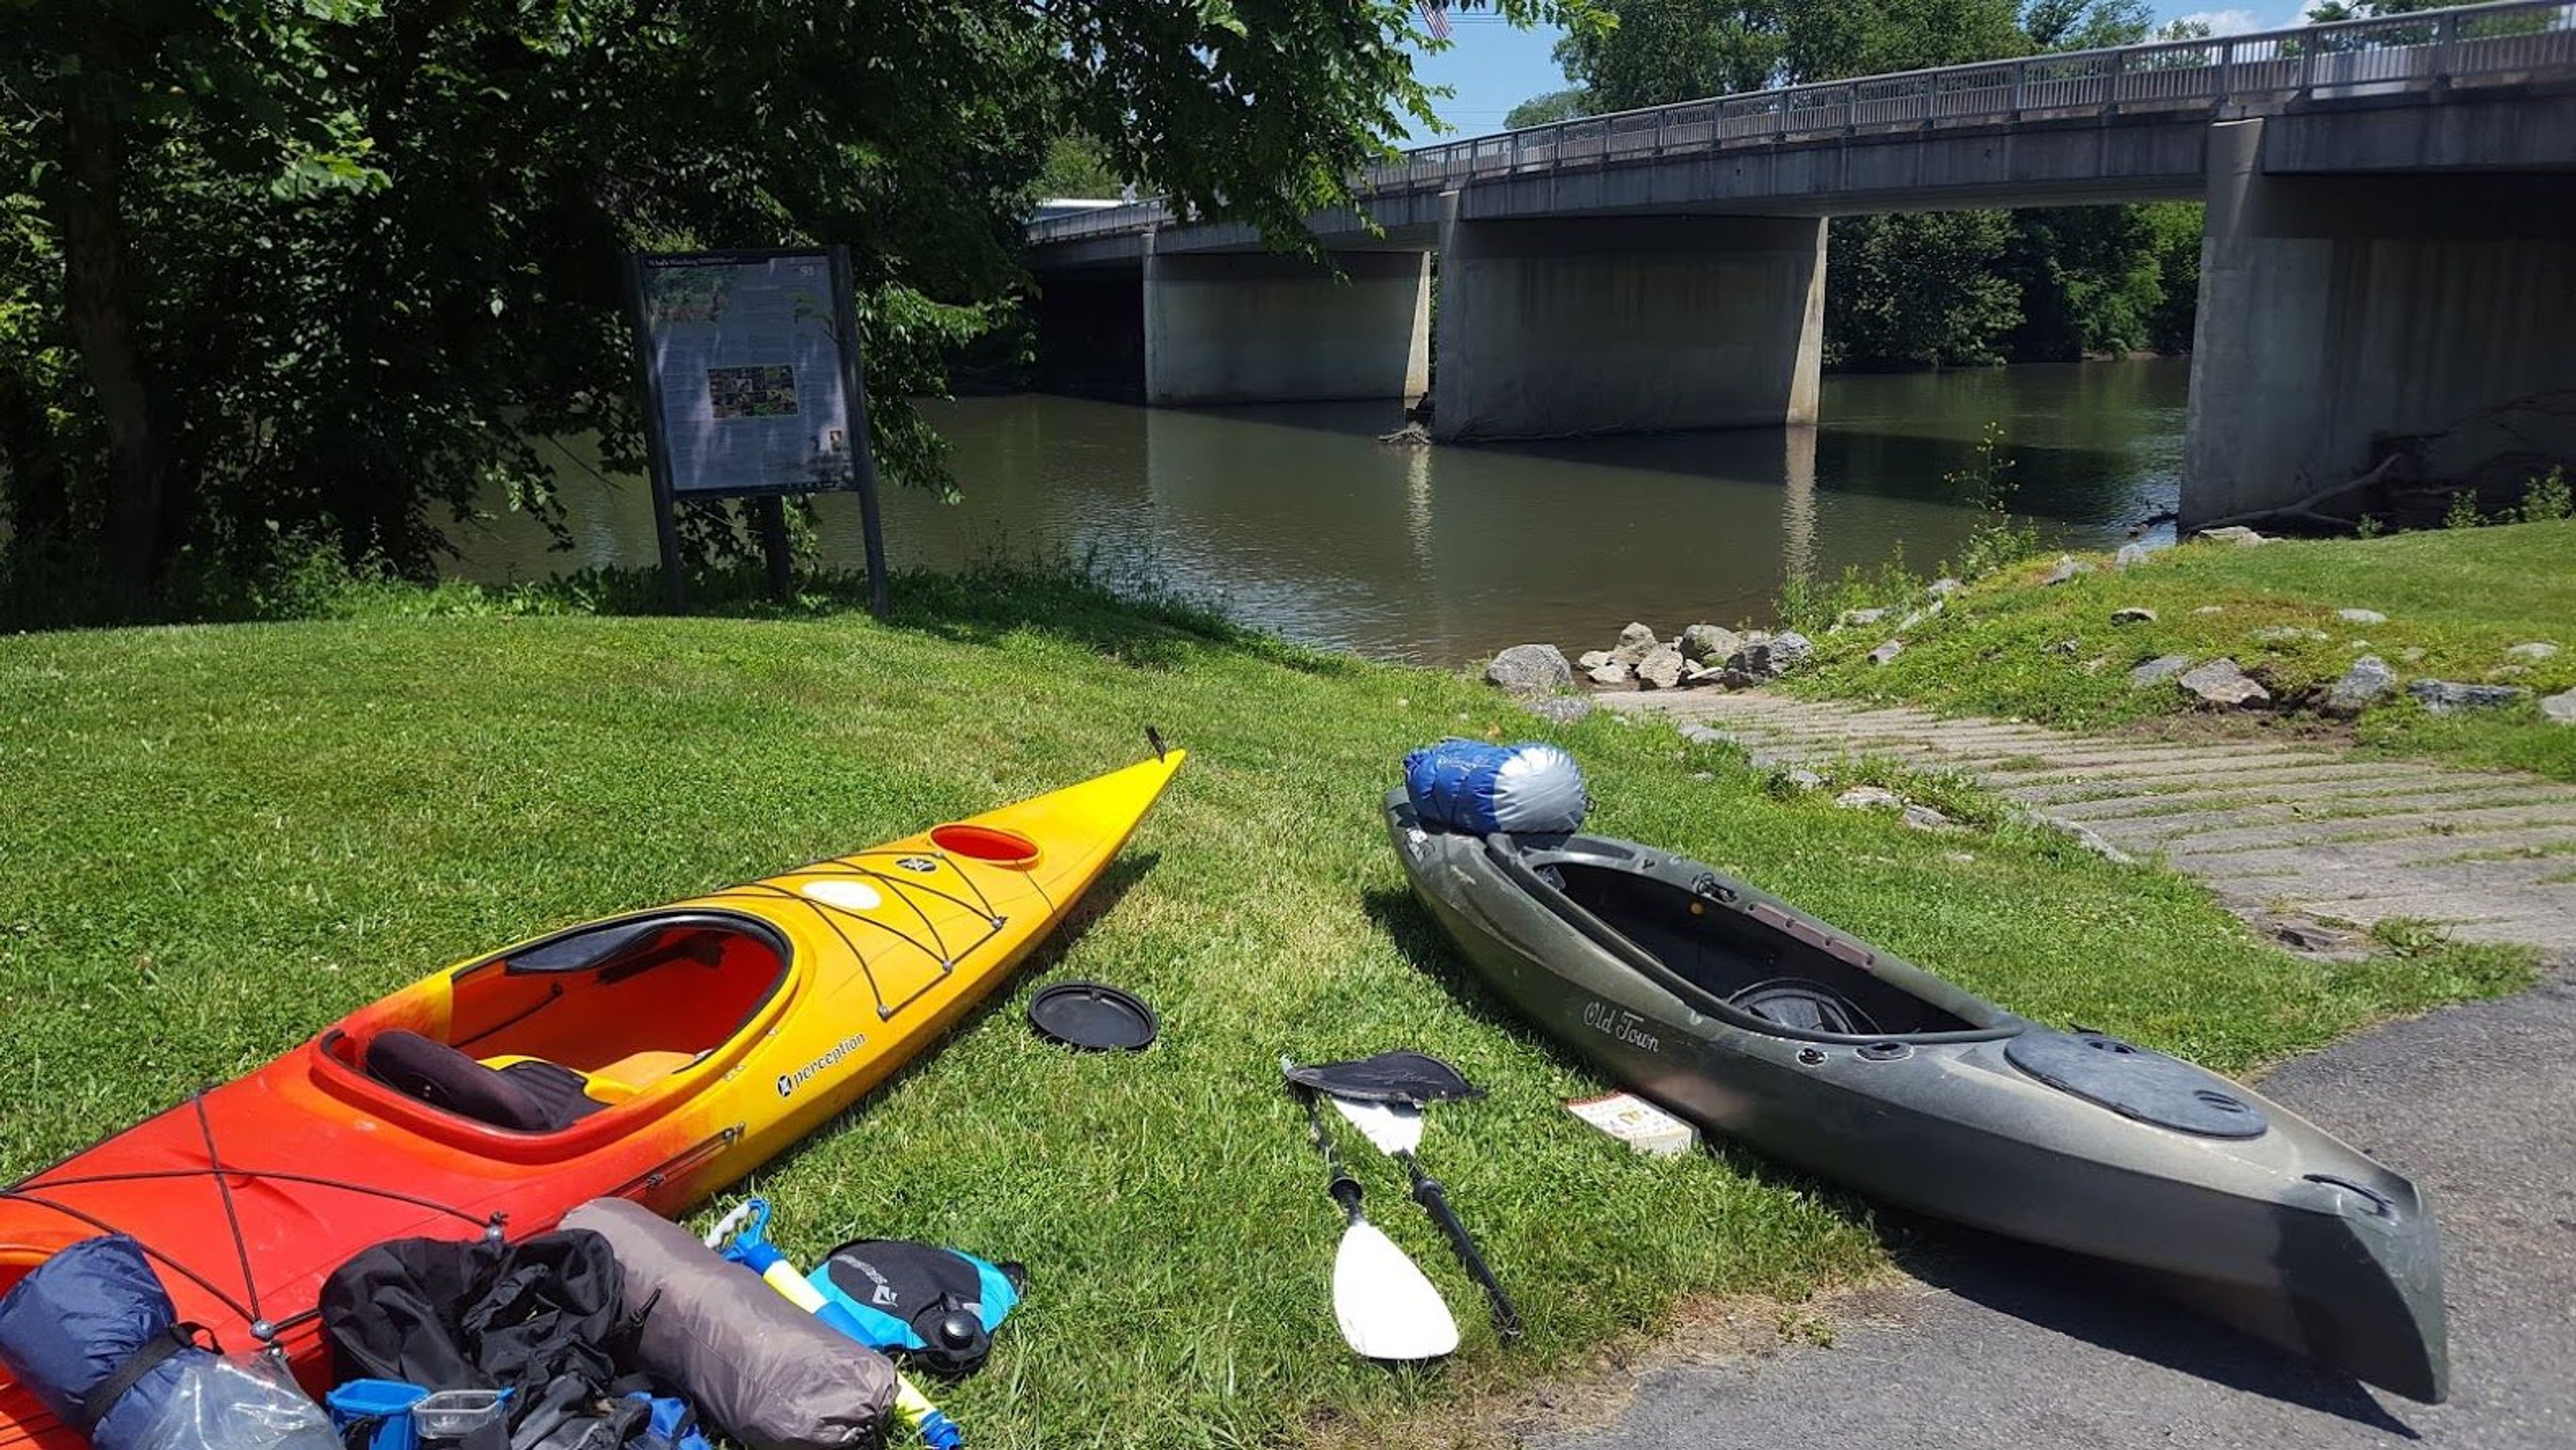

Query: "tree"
left=1, top=0, right=1590, bottom=615
left=1505, top=88, right=1595, bottom=129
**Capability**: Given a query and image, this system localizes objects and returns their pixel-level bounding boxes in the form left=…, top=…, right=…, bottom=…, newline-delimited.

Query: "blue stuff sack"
left=1404, top=739, right=1589, bottom=835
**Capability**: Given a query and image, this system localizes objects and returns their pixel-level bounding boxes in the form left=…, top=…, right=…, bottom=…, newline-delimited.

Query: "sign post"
left=623, top=246, right=890, bottom=616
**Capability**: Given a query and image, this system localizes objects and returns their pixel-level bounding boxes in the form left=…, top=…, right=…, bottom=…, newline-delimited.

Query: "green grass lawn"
left=1793, top=519, right=2576, bottom=782
left=0, top=569, right=2532, bottom=1447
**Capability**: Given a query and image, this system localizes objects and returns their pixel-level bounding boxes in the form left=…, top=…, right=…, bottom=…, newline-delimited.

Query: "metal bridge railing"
left=1026, top=0, right=2576, bottom=244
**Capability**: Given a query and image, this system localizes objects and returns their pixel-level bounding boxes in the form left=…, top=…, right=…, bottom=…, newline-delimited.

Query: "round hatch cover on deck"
left=2006, top=1029, right=2269, bottom=1139
left=1028, top=981, right=1159, bottom=1051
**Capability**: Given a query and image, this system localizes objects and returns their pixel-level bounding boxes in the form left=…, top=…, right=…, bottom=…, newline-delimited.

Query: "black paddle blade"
left=1285, top=1050, right=1483, bottom=1106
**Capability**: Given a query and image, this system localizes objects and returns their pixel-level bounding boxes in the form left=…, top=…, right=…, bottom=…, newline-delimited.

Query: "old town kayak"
left=1386, top=790, right=2447, bottom=1402
left=0, top=752, right=1182, bottom=1449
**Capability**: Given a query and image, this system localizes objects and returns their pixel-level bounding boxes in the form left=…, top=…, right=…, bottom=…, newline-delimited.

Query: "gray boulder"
left=2110, top=607, right=2157, bottom=625
left=2337, top=607, right=2387, bottom=625
left=2507, top=641, right=2561, bottom=661
left=1868, top=639, right=1904, bottom=666
left=2179, top=657, right=2271, bottom=708
left=2041, top=556, right=2092, bottom=586
left=2409, top=679, right=2530, bottom=715
left=1835, top=785, right=1903, bottom=811
left=1901, top=803, right=1953, bottom=831
left=1678, top=724, right=1735, bottom=746
left=1524, top=694, right=1597, bottom=725
left=1837, top=607, right=1888, bottom=630
left=1575, top=648, right=1615, bottom=670
left=2251, top=625, right=2329, bottom=645
left=2192, top=604, right=2224, bottom=616
left=1927, top=578, right=1966, bottom=599
left=1485, top=644, right=1572, bottom=695
left=2322, top=655, right=2398, bottom=717
left=1586, top=662, right=1633, bottom=687
left=1612, top=621, right=1660, bottom=664
left=1679, top=623, right=1743, bottom=663
left=1784, top=767, right=1827, bottom=790
left=1723, top=631, right=1815, bottom=680
left=2543, top=688, right=2576, bottom=725
left=1635, top=645, right=1688, bottom=690
left=2114, top=542, right=2151, bottom=570
left=2129, top=654, right=2193, bottom=688
left=2196, top=525, right=2269, bottom=547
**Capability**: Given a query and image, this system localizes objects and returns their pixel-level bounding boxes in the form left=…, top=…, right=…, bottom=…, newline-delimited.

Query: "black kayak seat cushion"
left=1728, top=978, right=1880, bottom=1036
left=366, top=1029, right=606, bottom=1133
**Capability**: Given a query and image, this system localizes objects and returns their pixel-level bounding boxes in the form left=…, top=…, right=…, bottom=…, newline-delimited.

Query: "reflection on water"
left=450, top=359, right=2188, bottom=664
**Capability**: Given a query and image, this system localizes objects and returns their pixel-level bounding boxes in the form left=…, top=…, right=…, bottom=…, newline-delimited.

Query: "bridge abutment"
left=2186, top=116, right=2576, bottom=525
left=1431, top=198, right=1827, bottom=443
left=1140, top=242, right=1431, bottom=405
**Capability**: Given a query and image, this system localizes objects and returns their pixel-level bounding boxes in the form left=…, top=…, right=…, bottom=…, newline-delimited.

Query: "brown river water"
left=454, top=358, right=2188, bottom=665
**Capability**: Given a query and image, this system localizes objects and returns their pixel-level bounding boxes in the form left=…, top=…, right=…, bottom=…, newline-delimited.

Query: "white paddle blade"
left=1334, top=1221, right=1459, bottom=1361
left=1328, top=1096, right=1425, bottom=1157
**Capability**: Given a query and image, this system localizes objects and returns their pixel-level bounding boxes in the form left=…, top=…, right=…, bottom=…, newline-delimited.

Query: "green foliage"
left=2355, top=513, right=2386, bottom=538
left=2443, top=489, right=2485, bottom=529
left=1035, top=135, right=1129, bottom=201
left=1505, top=87, right=1596, bottom=128
left=0, top=0, right=1593, bottom=619
left=1555, top=0, right=2195, bottom=370
left=1826, top=213, right=2019, bottom=369
left=2514, top=466, right=2572, bottom=524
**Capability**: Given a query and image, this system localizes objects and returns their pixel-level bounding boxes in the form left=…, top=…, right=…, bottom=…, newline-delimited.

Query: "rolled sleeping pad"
left=560, top=1200, right=896, bottom=1450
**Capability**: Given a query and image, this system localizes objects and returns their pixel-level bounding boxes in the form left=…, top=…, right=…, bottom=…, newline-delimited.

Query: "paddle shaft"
left=1294, top=1084, right=1367, bottom=1225
left=1396, top=1149, right=1521, bottom=1340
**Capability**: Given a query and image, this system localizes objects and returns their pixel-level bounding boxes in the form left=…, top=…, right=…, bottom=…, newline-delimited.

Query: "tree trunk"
left=53, top=70, right=173, bottom=597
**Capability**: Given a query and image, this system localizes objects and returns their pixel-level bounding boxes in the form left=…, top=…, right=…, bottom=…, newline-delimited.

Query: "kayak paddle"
left=1284, top=1061, right=1459, bottom=1361
left=1324, top=1094, right=1523, bottom=1341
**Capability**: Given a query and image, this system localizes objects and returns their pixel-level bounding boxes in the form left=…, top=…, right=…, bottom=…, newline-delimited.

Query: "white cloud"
left=2172, top=8, right=2269, bottom=36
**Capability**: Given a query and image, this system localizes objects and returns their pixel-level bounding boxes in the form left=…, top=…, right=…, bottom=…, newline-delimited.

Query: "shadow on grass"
left=1362, top=890, right=2418, bottom=1429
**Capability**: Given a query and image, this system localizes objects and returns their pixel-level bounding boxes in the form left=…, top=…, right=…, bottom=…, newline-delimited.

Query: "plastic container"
left=410, top=1388, right=511, bottom=1441
left=325, top=1380, right=429, bottom=1450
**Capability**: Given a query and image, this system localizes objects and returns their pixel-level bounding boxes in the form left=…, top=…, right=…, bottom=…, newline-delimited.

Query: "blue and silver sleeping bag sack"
left=1404, top=739, right=1590, bottom=835
left=0, top=1235, right=339, bottom=1450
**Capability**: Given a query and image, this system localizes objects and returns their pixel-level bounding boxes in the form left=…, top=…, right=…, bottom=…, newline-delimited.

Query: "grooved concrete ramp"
left=1602, top=690, right=2576, bottom=957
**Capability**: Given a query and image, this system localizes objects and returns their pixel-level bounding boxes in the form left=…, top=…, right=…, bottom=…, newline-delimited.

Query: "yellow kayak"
left=0, top=749, right=1182, bottom=1446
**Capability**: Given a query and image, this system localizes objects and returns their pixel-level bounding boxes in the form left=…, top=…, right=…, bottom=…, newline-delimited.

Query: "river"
left=455, top=358, right=2188, bottom=665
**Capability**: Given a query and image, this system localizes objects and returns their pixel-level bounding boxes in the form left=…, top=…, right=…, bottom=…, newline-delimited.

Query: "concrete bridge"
left=1025, top=1, right=2576, bottom=524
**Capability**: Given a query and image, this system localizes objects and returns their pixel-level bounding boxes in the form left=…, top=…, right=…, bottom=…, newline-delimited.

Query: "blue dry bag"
left=1404, top=739, right=1589, bottom=835
left=805, top=1241, right=1023, bottom=1378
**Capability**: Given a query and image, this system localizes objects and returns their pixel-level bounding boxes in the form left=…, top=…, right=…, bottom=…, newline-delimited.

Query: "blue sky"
left=1401, top=2, right=2320, bottom=139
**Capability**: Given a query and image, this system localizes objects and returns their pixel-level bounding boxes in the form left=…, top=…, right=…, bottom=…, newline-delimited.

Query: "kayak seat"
left=1727, top=978, right=1880, bottom=1037
left=365, top=1029, right=608, bottom=1133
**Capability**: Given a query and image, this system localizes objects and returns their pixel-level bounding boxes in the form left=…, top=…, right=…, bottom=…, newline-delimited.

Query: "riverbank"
left=1781, top=519, right=2576, bottom=783
left=0, top=565, right=2531, bottom=1447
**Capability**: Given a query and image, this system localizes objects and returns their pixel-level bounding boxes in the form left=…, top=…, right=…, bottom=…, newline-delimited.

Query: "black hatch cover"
left=2005, top=1030, right=2269, bottom=1139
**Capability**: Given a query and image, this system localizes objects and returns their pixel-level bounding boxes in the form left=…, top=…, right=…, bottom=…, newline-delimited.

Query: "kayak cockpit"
left=1496, top=840, right=2017, bottom=1043
left=315, top=911, right=794, bottom=1140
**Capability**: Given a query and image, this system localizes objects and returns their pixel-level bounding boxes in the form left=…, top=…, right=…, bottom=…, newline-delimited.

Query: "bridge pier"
left=1141, top=242, right=1431, bottom=405
left=1431, top=199, right=1826, bottom=442
left=2186, top=117, right=2576, bottom=525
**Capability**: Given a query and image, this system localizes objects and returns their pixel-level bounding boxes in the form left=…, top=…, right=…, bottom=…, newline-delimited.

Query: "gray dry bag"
left=559, top=1200, right=895, bottom=1450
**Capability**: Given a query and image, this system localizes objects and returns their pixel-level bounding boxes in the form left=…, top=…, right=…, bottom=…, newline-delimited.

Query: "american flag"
left=1421, top=0, right=1450, bottom=40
